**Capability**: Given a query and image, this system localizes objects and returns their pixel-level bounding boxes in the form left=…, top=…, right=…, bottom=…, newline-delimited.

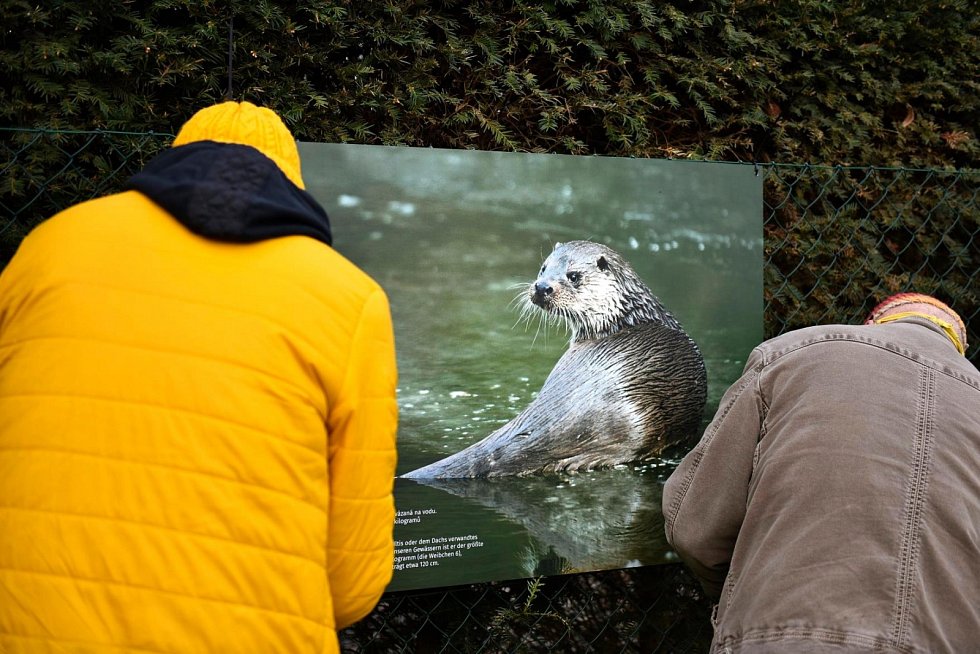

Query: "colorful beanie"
left=865, top=292, right=968, bottom=355
left=172, top=101, right=305, bottom=189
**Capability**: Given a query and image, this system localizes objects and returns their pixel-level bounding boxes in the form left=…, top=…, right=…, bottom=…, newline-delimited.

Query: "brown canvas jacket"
left=663, top=317, right=980, bottom=653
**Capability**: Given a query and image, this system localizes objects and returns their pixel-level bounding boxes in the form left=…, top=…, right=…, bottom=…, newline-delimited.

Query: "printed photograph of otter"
left=299, top=142, right=762, bottom=592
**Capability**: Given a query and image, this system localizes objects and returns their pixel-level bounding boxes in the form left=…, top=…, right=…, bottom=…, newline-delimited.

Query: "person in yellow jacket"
left=0, top=101, right=398, bottom=653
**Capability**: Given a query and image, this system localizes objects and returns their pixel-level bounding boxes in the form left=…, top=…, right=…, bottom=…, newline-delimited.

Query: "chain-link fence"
left=2, top=129, right=978, bottom=652
left=0, top=128, right=175, bottom=265
left=763, top=162, right=978, bottom=357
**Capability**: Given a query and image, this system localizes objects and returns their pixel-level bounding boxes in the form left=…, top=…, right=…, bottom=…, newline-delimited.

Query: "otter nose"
left=532, top=281, right=554, bottom=308
left=534, top=281, right=553, bottom=298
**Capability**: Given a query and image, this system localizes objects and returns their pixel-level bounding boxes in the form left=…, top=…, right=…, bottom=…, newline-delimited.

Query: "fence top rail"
left=0, top=127, right=176, bottom=138
left=3, top=127, right=978, bottom=176
left=764, top=161, right=980, bottom=176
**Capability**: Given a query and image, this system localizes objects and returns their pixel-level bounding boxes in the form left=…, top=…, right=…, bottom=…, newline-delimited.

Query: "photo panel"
left=299, top=143, right=763, bottom=591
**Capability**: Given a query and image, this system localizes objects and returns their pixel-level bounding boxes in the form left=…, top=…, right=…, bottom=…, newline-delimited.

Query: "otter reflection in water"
left=403, top=240, right=707, bottom=479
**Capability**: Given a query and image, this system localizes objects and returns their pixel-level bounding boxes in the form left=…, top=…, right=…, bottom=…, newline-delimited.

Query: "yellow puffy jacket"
left=0, top=141, right=398, bottom=653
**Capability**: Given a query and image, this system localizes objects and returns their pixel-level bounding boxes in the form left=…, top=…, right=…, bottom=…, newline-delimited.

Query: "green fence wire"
left=1, top=128, right=978, bottom=652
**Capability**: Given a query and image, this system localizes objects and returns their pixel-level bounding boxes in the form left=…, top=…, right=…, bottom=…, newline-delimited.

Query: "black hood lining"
left=126, top=141, right=332, bottom=246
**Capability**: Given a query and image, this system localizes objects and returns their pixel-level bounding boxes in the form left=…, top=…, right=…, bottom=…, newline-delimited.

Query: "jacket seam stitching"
left=890, top=367, right=936, bottom=646
left=0, top=391, right=324, bottom=457
left=760, top=334, right=979, bottom=391
left=0, top=333, right=318, bottom=405
left=0, top=445, right=326, bottom=513
left=323, top=288, right=383, bottom=646
left=333, top=287, right=383, bottom=422
left=718, top=626, right=917, bottom=653
left=0, top=273, right=340, bottom=373
left=0, top=566, right=327, bottom=629
left=0, top=631, right=174, bottom=654
left=0, top=504, right=325, bottom=569
left=326, top=543, right=389, bottom=555
left=754, top=366, right=769, bottom=454
left=330, top=494, right=391, bottom=502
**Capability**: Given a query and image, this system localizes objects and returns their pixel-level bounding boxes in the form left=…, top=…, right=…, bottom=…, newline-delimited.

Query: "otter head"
left=527, top=240, right=671, bottom=342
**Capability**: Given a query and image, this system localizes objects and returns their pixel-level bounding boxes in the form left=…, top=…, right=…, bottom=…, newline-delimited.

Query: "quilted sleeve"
left=661, top=348, right=765, bottom=599
left=327, top=287, right=398, bottom=630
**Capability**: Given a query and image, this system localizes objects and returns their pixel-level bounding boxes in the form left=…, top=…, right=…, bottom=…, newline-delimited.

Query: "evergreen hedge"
left=2, top=0, right=977, bottom=167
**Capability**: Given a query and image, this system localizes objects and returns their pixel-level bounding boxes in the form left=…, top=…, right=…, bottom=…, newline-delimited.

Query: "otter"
left=403, top=240, right=707, bottom=478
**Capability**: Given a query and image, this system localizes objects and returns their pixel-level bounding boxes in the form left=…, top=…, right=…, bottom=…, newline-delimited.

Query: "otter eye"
left=540, top=264, right=546, bottom=274
left=567, top=271, right=582, bottom=284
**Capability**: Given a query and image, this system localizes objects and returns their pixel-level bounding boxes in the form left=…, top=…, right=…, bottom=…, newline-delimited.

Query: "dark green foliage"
left=2, top=0, right=976, bottom=166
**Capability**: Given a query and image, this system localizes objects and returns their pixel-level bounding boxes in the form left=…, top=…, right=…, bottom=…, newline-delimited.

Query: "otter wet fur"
left=403, top=240, right=708, bottom=479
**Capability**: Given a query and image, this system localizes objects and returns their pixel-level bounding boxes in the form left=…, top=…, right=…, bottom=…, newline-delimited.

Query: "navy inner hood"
left=126, top=141, right=332, bottom=246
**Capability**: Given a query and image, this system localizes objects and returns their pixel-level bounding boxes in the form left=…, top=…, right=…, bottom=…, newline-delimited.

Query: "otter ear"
left=553, top=241, right=563, bottom=251
left=597, top=256, right=610, bottom=271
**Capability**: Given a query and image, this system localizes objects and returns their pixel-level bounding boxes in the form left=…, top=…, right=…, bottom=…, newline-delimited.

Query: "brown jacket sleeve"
left=662, top=347, right=766, bottom=599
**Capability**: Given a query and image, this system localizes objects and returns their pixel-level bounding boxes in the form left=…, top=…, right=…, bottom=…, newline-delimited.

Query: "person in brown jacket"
left=663, top=293, right=979, bottom=653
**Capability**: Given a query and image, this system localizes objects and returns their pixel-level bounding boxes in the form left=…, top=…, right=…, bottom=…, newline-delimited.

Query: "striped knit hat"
left=172, top=101, right=305, bottom=189
left=865, top=293, right=968, bottom=355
